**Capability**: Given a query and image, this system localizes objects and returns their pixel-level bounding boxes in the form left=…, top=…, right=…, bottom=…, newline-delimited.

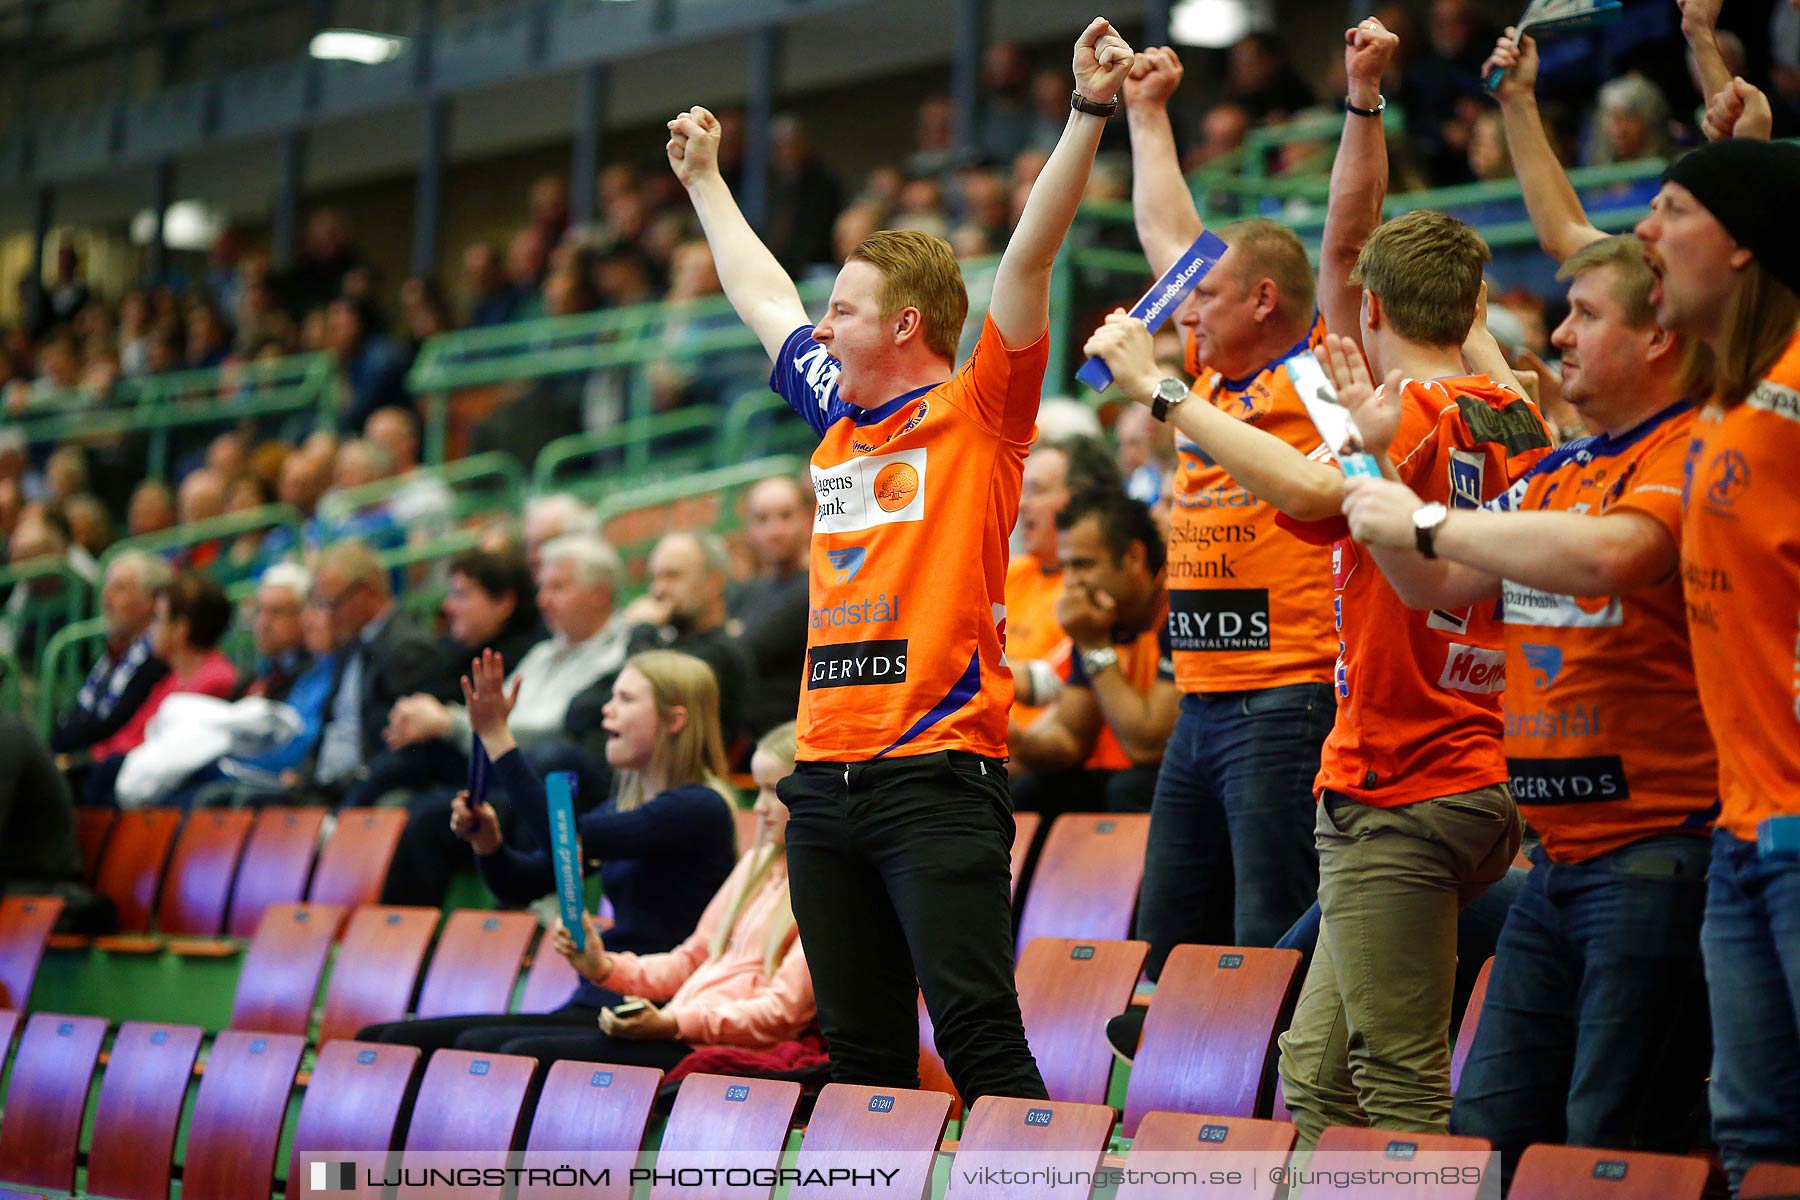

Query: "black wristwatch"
left=1150, top=378, right=1188, bottom=423
left=1345, top=94, right=1386, bottom=118
left=1070, top=90, right=1119, bottom=118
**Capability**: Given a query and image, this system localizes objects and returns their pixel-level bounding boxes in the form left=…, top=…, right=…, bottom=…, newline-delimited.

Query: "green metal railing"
left=595, top=456, right=805, bottom=594
left=720, top=387, right=817, bottom=464
left=0, top=558, right=93, bottom=671
left=37, top=615, right=108, bottom=738
left=99, top=504, right=305, bottom=583
left=6, top=354, right=338, bottom=480
left=531, top=409, right=721, bottom=499
left=315, top=451, right=528, bottom=531
left=0, top=649, right=22, bottom=717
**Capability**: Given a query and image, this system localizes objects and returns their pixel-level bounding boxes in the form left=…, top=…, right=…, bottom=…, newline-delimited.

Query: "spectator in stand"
left=504, top=226, right=551, bottom=323
left=238, top=562, right=313, bottom=701
left=80, top=573, right=236, bottom=805
left=529, top=175, right=571, bottom=248
left=1115, top=402, right=1176, bottom=517
left=63, top=494, right=112, bottom=559
left=1223, top=33, right=1318, bottom=122
left=4, top=332, right=83, bottom=416
left=45, top=242, right=92, bottom=333
left=910, top=95, right=958, bottom=178
left=1191, top=103, right=1252, bottom=171
left=397, top=276, right=451, bottom=365
left=185, top=300, right=231, bottom=369
left=0, top=714, right=82, bottom=894
left=1402, top=0, right=1499, bottom=185
left=766, top=116, right=845, bottom=275
left=42, top=446, right=87, bottom=506
left=126, top=480, right=176, bottom=540
left=51, top=550, right=171, bottom=760
left=324, top=297, right=409, bottom=433
left=363, top=406, right=451, bottom=532
left=462, top=242, right=515, bottom=328
left=359, top=648, right=740, bottom=1058
left=1010, top=490, right=1173, bottom=813
left=175, top=468, right=229, bottom=570
left=520, top=493, right=602, bottom=574
left=280, top=209, right=360, bottom=318
left=729, top=475, right=811, bottom=738
left=978, top=41, right=1037, bottom=164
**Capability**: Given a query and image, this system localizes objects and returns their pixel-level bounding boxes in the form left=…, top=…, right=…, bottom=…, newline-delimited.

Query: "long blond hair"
left=611, top=650, right=735, bottom=814
left=707, top=722, right=797, bottom=977
left=1713, top=260, right=1800, bottom=408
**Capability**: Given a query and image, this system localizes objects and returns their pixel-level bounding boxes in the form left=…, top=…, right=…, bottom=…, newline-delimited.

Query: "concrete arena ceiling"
left=10, top=0, right=1148, bottom=233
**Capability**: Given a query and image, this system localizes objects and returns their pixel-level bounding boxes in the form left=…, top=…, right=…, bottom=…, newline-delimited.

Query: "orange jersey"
left=1067, top=595, right=1174, bottom=770
left=771, top=315, right=1046, bottom=762
left=1682, top=331, right=1800, bottom=840
left=1488, top=401, right=1717, bottom=862
left=1282, top=375, right=1551, bottom=808
left=1169, top=320, right=1337, bottom=694
left=1005, top=552, right=1068, bottom=730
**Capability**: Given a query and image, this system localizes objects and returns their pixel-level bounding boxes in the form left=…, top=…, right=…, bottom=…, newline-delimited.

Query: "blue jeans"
left=1450, top=836, right=1711, bottom=1181
left=1135, top=683, right=1334, bottom=977
left=1705, top=829, right=1800, bottom=1190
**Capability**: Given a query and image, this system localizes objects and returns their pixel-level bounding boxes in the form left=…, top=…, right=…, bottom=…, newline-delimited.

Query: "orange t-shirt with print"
left=1682, top=331, right=1800, bottom=840
left=769, top=315, right=1047, bottom=762
left=1005, top=552, right=1067, bottom=730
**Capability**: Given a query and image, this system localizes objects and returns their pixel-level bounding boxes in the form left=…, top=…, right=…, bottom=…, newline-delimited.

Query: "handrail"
left=98, top=503, right=305, bottom=575
left=594, top=455, right=807, bottom=527
left=36, top=615, right=109, bottom=739
left=316, top=451, right=527, bottom=526
left=720, top=388, right=817, bottom=464
left=530, top=409, right=720, bottom=495
left=0, top=557, right=94, bottom=664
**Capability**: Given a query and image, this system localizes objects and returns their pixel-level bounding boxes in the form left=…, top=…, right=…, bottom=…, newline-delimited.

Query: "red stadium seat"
left=789, top=1085, right=952, bottom=1200
left=0, top=1010, right=16, bottom=1060
left=229, top=903, right=344, bottom=1035
left=286, top=1040, right=421, bottom=1200
left=227, top=807, right=326, bottom=938
left=1312, top=1126, right=1493, bottom=1199
left=1014, top=813, right=1150, bottom=953
left=0, top=1191, right=45, bottom=1200
left=397, top=1050, right=538, bottom=1200
left=1508, top=1143, right=1711, bottom=1200
left=156, top=808, right=254, bottom=936
left=84, top=1021, right=206, bottom=1200
left=93, top=807, right=182, bottom=933
left=1017, top=936, right=1149, bottom=1105
left=947, top=1096, right=1115, bottom=1200
left=75, top=808, right=117, bottom=885
left=413, top=910, right=536, bottom=1020
left=649, top=1073, right=803, bottom=1200
left=519, top=1062, right=663, bottom=1200
left=0, top=896, right=63, bottom=1009
left=1121, top=944, right=1303, bottom=1135
left=1009, top=811, right=1041, bottom=901
left=316, top=906, right=438, bottom=1044
left=181, top=1030, right=307, bottom=1200
left=307, top=809, right=408, bottom=912
left=1742, top=1164, right=1800, bottom=1198
left=1117, top=1112, right=1296, bottom=1200
left=516, top=943, right=581, bottom=1013
left=0, top=1013, right=109, bottom=1193
left=1450, top=957, right=1494, bottom=1096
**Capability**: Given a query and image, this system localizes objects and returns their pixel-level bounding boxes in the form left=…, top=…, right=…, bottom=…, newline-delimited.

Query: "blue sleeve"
left=1156, top=624, right=1175, bottom=683
left=1066, top=651, right=1089, bottom=690
left=769, top=324, right=854, bottom=438
left=574, top=784, right=726, bottom=859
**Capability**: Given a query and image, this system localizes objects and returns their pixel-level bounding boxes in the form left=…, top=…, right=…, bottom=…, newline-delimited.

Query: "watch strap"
left=1345, top=95, right=1386, bottom=118
left=1070, top=90, right=1119, bottom=118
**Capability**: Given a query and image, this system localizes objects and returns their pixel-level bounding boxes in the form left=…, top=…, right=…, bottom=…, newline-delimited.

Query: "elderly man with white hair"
left=52, top=549, right=172, bottom=759
left=382, top=533, right=635, bottom=905
left=237, top=562, right=314, bottom=701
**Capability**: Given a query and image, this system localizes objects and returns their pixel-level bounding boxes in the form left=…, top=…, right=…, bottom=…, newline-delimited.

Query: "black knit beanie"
left=1663, top=139, right=1800, bottom=297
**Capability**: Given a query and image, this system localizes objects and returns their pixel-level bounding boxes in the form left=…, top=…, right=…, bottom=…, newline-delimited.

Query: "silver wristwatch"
left=1080, top=646, right=1120, bottom=678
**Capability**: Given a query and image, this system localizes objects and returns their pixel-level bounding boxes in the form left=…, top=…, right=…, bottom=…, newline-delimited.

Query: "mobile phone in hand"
left=609, top=999, right=647, bottom=1019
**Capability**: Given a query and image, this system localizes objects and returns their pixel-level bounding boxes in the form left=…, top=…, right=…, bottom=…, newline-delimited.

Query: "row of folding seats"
left=0, top=1004, right=1780, bottom=1200
left=68, top=806, right=408, bottom=940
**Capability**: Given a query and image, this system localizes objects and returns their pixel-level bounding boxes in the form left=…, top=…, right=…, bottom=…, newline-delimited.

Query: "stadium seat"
left=83, top=1021, right=206, bottom=1200
left=285, top=1040, right=421, bottom=1200
left=307, top=808, right=408, bottom=911
left=1014, top=813, right=1151, bottom=952
left=397, top=1050, right=538, bottom=1200
left=93, top=807, right=182, bottom=933
left=1017, top=936, right=1149, bottom=1106
left=648, top=1073, right=803, bottom=1200
left=947, top=1096, right=1115, bottom=1200
left=156, top=808, right=254, bottom=936
left=181, top=1030, right=308, bottom=1200
left=1009, top=811, right=1041, bottom=901
left=413, top=910, right=537, bottom=1020
left=1121, top=944, right=1303, bottom=1135
left=227, top=807, right=327, bottom=938
left=0, top=1191, right=45, bottom=1200
left=0, top=1013, right=109, bottom=1193
left=1311, top=1126, right=1493, bottom=1199
left=0, top=1011, right=16, bottom=1061
left=229, top=903, right=345, bottom=1036
left=316, top=905, right=439, bottom=1044
left=518, top=1061, right=663, bottom=1200
left=75, top=808, right=117, bottom=884
left=0, top=896, right=63, bottom=1009
left=516, top=943, right=581, bottom=1013
left=1117, top=1112, right=1296, bottom=1200
left=1742, top=1164, right=1800, bottom=1198
left=789, top=1084, right=952, bottom=1200
left=1450, top=956, right=1494, bottom=1096
left=1508, top=1143, right=1711, bottom=1199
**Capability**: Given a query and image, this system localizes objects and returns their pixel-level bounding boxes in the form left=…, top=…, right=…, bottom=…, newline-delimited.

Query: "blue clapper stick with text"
left=1485, top=0, right=1623, bottom=90
left=547, top=771, right=586, bottom=952
left=1077, top=230, right=1230, bottom=392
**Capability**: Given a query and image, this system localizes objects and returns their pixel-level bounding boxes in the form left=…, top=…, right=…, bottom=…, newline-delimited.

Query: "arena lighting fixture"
left=130, top=200, right=224, bottom=252
left=309, top=29, right=408, bottom=64
left=1169, top=0, right=1258, bottom=49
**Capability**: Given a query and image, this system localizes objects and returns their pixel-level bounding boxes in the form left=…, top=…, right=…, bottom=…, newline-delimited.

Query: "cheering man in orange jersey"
left=667, top=18, right=1133, bottom=1104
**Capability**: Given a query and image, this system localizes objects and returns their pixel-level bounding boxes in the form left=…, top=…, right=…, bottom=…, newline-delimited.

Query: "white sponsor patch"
left=1501, top=581, right=1624, bottom=628
left=811, top=447, right=928, bottom=535
left=1439, top=643, right=1508, bottom=694
left=1749, top=380, right=1800, bottom=425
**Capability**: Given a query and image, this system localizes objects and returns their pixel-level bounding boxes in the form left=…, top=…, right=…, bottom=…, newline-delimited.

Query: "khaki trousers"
left=1277, top=784, right=1521, bottom=1144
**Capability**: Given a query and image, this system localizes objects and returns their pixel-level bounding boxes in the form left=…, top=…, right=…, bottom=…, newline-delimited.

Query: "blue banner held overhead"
left=1076, top=229, right=1230, bottom=393
left=546, top=771, right=587, bottom=952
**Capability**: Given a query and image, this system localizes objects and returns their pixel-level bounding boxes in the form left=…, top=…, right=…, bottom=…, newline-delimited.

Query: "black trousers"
left=777, top=750, right=1046, bottom=1106
left=356, top=999, right=688, bottom=1068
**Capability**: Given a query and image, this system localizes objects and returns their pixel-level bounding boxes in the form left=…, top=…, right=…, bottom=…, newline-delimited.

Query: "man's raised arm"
left=1123, top=46, right=1204, bottom=280
left=667, top=106, right=810, bottom=361
left=1318, top=18, right=1398, bottom=348
left=988, top=17, right=1136, bottom=348
left=1483, top=33, right=1606, bottom=264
